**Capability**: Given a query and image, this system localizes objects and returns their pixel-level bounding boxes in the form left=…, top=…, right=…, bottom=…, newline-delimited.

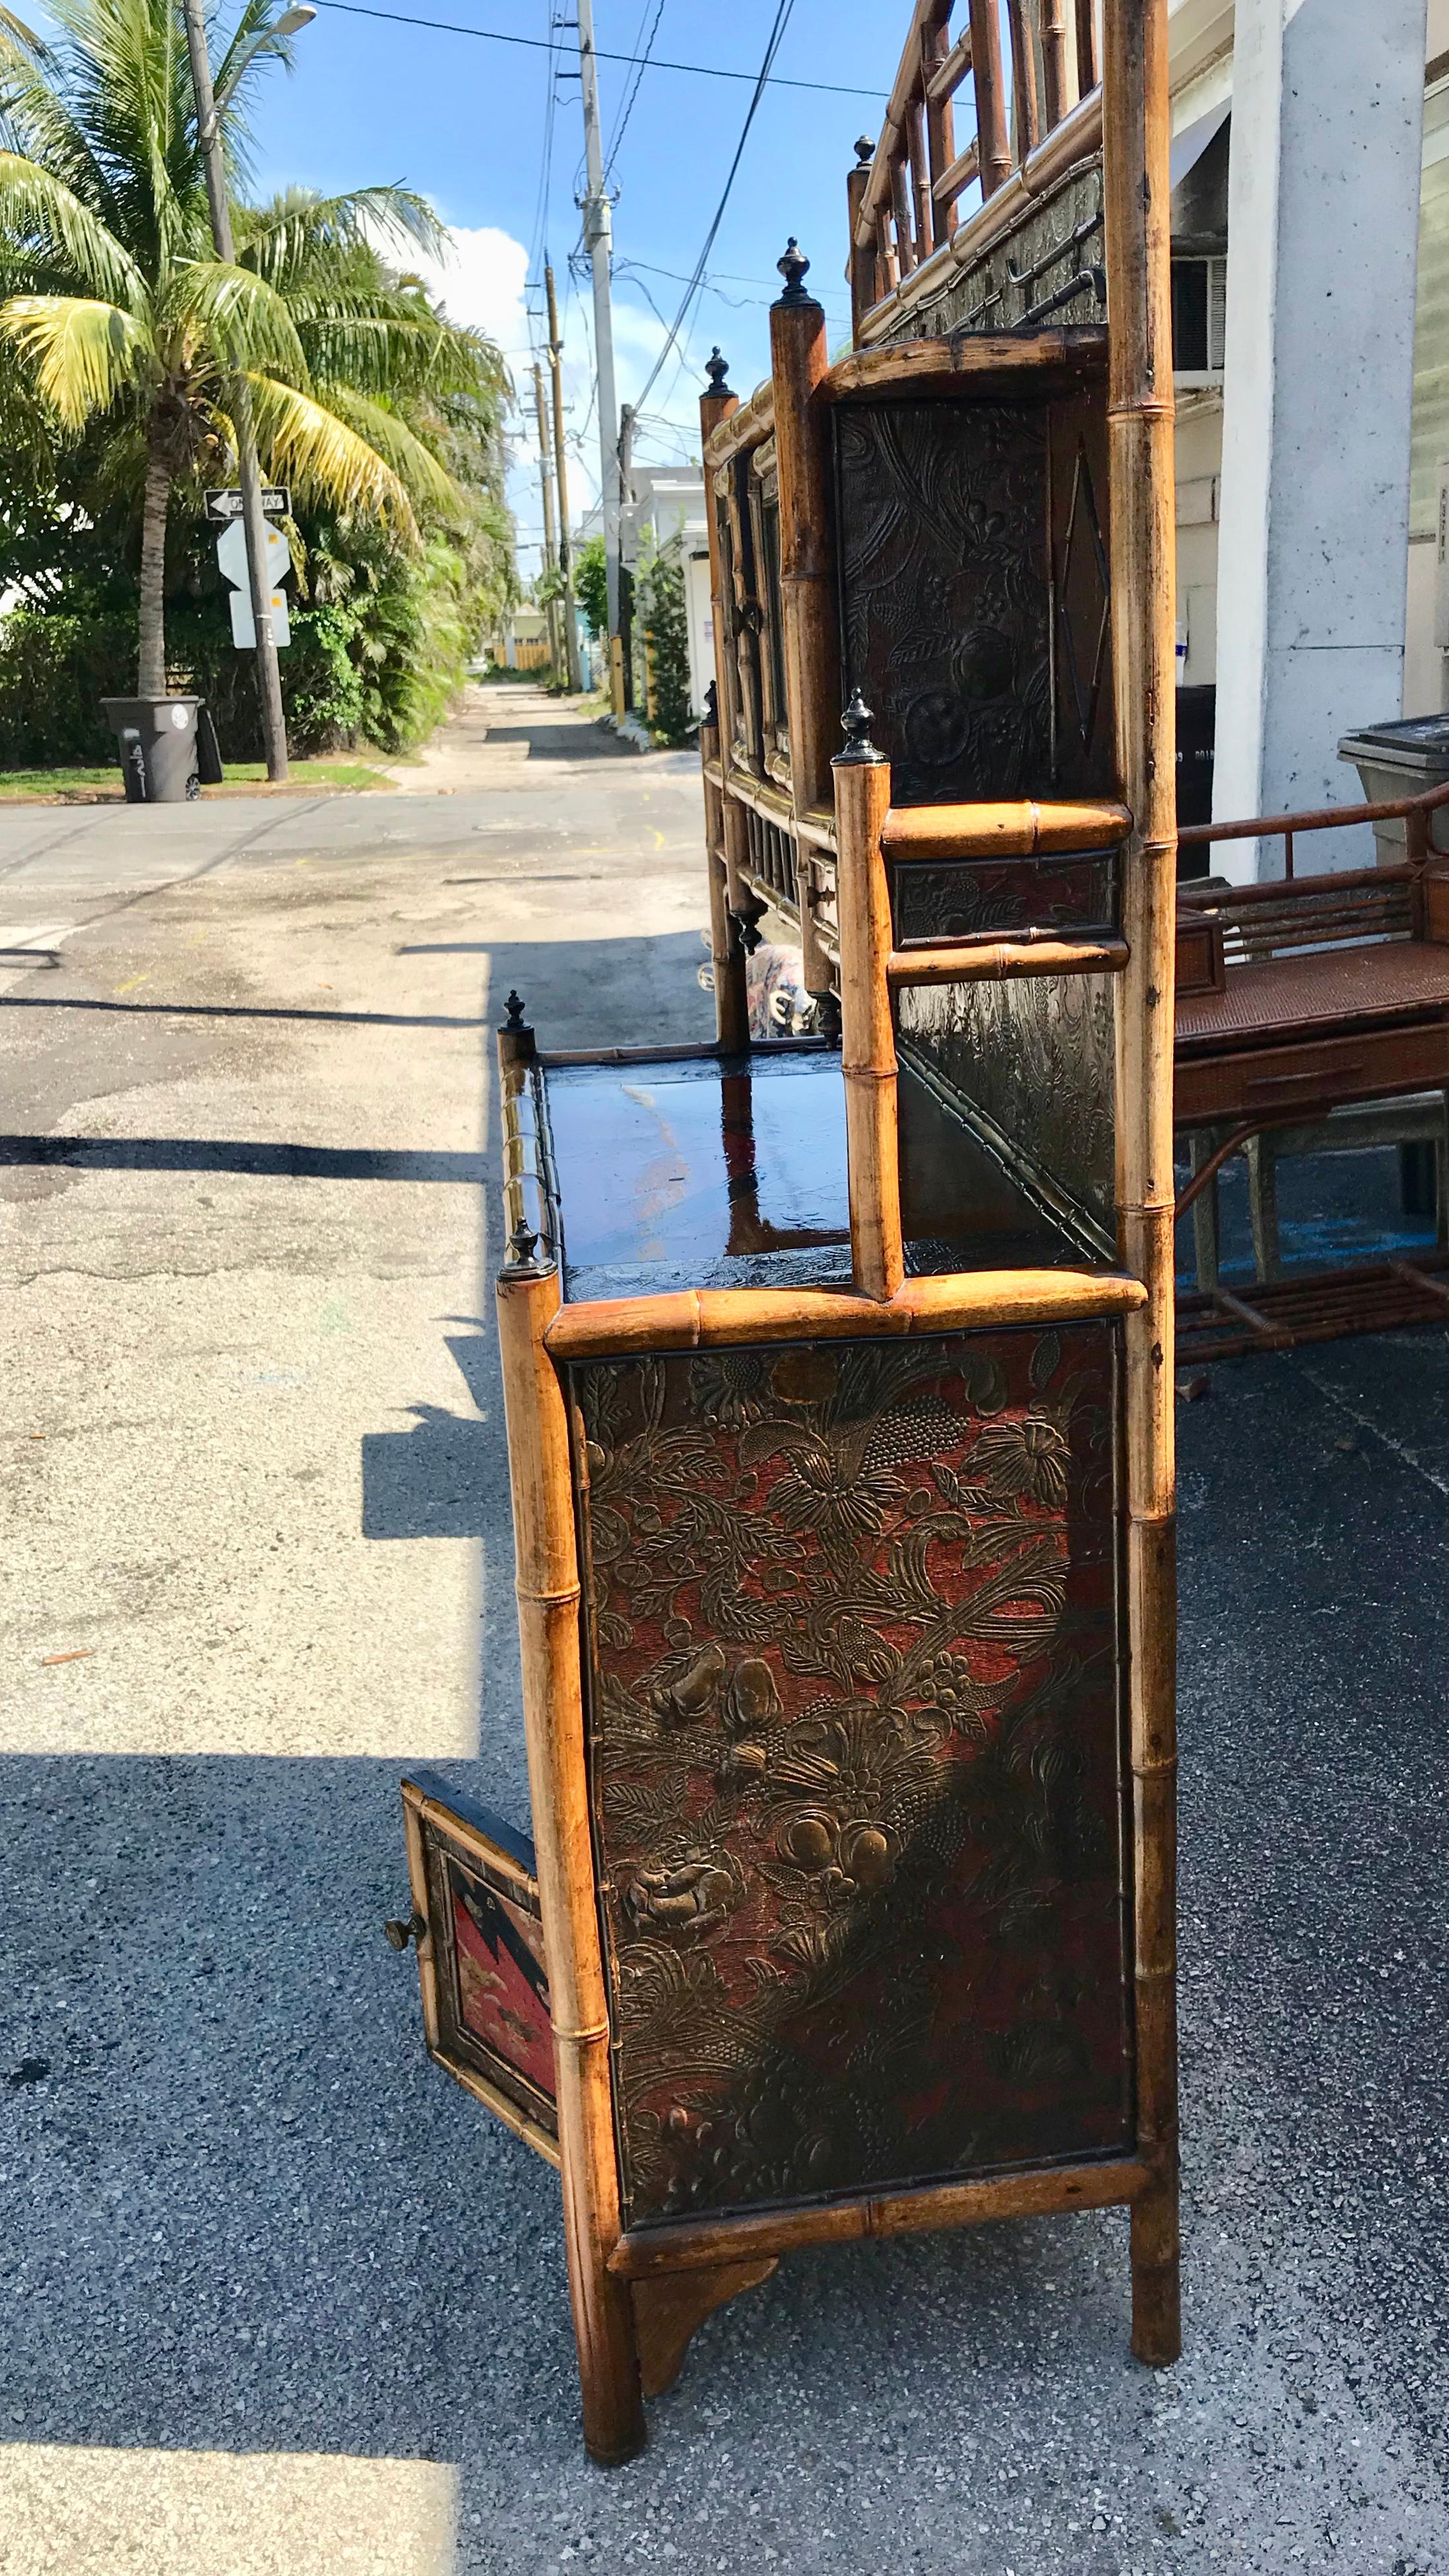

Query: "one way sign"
left=205, top=485, right=290, bottom=524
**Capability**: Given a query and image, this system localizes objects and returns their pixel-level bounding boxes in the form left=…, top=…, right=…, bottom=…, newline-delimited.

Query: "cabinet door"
left=398, top=1773, right=559, bottom=2163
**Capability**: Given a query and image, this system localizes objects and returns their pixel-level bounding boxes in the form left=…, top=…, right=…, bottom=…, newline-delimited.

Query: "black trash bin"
left=101, top=695, right=203, bottom=804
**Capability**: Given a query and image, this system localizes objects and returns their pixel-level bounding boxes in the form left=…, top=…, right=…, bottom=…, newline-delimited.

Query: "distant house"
left=618, top=467, right=714, bottom=719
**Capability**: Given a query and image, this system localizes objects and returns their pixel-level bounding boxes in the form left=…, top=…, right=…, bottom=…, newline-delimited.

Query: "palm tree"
left=0, top=0, right=503, bottom=695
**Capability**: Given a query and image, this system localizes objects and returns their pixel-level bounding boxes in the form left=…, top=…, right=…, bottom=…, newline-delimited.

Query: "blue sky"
left=246, top=1, right=910, bottom=577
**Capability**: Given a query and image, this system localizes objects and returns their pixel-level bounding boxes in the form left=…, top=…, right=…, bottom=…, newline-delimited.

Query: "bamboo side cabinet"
left=393, top=0, right=1178, bottom=2465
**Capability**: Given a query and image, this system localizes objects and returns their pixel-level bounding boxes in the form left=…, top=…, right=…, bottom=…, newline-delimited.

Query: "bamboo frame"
left=1102, top=0, right=1180, bottom=2368
left=969, top=0, right=1013, bottom=194
left=880, top=795, right=1128, bottom=858
left=822, top=325, right=1106, bottom=404
left=887, top=934, right=1128, bottom=986
left=833, top=740, right=904, bottom=1300
left=544, top=1268, right=1147, bottom=1363
left=700, top=703, right=748, bottom=1052
left=495, top=1240, right=645, bottom=2464
left=610, top=2156, right=1154, bottom=2278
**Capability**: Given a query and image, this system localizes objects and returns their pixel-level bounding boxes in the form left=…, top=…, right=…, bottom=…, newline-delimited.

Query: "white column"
left=1213, top=0, right=1428, bottom=875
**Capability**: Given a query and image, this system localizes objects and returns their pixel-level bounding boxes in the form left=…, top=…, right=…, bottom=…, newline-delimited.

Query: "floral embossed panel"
left=569, top=1326, right=1130, bottom=2230
left=891, top=851, right=1119, bottom=947
left=834, top=400, right=1052, bottom=806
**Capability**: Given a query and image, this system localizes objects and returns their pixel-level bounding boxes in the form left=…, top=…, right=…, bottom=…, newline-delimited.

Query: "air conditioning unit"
left=1171, top=256, right=1226, bottom=383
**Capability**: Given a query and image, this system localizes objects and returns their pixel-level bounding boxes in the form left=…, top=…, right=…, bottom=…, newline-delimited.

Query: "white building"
left=618, top=466, right=715, bottom=720
left=1167, top=0, right=1447, bottom=871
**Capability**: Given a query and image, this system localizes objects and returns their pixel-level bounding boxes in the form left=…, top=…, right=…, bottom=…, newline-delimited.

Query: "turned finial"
left=776, top=239, right=810, bottom=303
left=502, top=989, right=527, bottom=1033
left=703, top=678, right=719, bottom=729
left=506, top=1219, right=540, bottom=1268
left=854, top=135, right=876, bottom=166
left=705, top=346, right=731, bottom=395
left=837, top=688, right=882, bottom=765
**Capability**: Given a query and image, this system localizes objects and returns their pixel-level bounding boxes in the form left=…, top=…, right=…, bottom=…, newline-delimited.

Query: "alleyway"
left=2, top=692, right=1448, bottom=2572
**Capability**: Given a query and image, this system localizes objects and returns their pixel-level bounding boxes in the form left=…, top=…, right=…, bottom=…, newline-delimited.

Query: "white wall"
left=1214, top=0, right=1429, bottom=870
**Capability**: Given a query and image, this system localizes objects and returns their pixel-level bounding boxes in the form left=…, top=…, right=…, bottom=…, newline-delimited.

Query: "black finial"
left=837, top=688, right=882, bottom=765
left=507, top=1219, right=540, bottom=1268
left=776, top=239, right=810, bottom=304
left=703, top=678, right=719, bottom=730
left=503, top=989, right=527, bottom=1033
left=705, top=346, right=730, bottom=395
left=854, top=135, right=876, bottom=166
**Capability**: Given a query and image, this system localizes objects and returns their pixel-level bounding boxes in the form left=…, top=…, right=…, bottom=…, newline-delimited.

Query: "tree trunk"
left=137, top=439, right=170, bottom=697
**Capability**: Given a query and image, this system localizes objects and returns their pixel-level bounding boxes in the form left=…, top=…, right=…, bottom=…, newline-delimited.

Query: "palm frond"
left=0, top=287, right=150, bottom=420
left=245, top=368, right=421, bottom=538
left=166, top=255, right=306, bottom=379
left=315, top=381, right=467, bottom=516
left=0, top=148, right=145, bottom=302
left=239, top=182, right=446, bottom=284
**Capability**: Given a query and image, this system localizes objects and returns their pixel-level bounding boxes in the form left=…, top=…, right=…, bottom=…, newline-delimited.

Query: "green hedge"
left=0, top=612, right=133, bottom=767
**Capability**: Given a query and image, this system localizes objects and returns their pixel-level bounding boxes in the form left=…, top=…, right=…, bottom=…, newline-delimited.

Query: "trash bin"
left=1338, top=714, right=1449, bottom=863
left=100, top=695, right=203, bottom=804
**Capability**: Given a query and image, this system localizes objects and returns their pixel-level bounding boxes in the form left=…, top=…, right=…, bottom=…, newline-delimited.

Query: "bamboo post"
left=968, top=0, right=1013, bottom=192
left=833, top=693, right=903, bottom=1301
left=907, top=94, right=933, bottom=257
left=701, top=686, right=748, bottom=1052
left=495, top=1227, right=645, bottom=2463
left=848, top=137, right=880, bottom=340
left=1102, top=0, right=1180, bottom=2369
left=769, top=242, right=839, bottom=1002
left=890, top=156, right=917, bottom=274
left=699, top=348, right=755, bottom=943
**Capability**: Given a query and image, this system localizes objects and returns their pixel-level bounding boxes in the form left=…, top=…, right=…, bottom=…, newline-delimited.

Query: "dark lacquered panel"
left=892, top=851, right=1119, bottom=946
left=410, top=1786, right=558, bottom=2141
left=543, top=1050, right=1083, bottom=1301
left=571, top=1324, right=1132, bottom=2230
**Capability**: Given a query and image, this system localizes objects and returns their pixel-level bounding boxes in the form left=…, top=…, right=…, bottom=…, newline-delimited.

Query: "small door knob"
left=383, top=1909, right=426, bottom=1952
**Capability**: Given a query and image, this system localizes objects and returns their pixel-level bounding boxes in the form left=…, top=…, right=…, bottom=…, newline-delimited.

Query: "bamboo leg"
left=1187, top=1129, right=1221, bottom=1291
left=496, top=1242, right=645, bottom=2465
left=701, top=710, right=748, bottom=1052
left=1245, top=1132, right=1281, bottom=1282
left=1104, top=0, right=1181, bottom=2366
left=833, top=703, right=903, bottom=1301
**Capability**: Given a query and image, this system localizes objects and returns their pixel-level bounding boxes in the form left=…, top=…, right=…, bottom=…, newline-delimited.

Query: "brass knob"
left=383, top=1909, right=426, bottom=1952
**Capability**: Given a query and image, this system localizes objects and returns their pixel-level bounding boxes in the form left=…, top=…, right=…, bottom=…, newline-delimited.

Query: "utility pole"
left=532, top=360, right=562, bottom=676
left=575, top=0, right=623, bottom=711
left=181, top=0, right=289, bottom=782
left=545, top=263, right=584, bottom=693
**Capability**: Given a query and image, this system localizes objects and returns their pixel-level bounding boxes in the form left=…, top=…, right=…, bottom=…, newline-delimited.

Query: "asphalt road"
left=2, top=688, right=1448, bottom=2573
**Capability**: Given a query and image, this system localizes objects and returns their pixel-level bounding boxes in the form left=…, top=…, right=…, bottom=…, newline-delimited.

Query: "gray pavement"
left=2, top=686, right=1448, bottom=2573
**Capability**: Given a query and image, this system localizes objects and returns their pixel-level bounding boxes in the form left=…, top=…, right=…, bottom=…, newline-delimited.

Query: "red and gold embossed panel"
left=569, top=1324, right=1130, bottom=2231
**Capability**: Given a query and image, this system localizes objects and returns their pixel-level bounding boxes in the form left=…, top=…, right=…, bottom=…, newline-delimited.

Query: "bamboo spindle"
left=920, top=20, right=959, bottom=238
left=847, top=139, right=880, bottom=340
left=1075, top=0, right=1099, bottom=92
left=969, top=0, right=1013, bottom=192
left=1042, top=0, right=1072, bottom=125
left=495, top=1242, right=645, bottom=2463
left=1102, top=0, right=1180, bottom=2370
left=769, top=243, right=839, bottom=1001
left=701, top=697, right=748, bottom=1052
left=1006, top=0, right=1041, bottom=158
left=833, top=697, right=903, bottom=1301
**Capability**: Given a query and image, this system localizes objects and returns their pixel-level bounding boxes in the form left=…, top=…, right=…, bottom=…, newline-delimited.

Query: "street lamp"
left=181, top=0, right=311, bottom=784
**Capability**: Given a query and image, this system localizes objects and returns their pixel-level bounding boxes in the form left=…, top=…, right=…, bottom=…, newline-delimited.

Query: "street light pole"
left=181, top=0, right=290, bottom=783
left=545, top=262, right=584, bottom=693
left=575, top=0, right=622, bottom=710
left=532, top=360, right=562, bottom=677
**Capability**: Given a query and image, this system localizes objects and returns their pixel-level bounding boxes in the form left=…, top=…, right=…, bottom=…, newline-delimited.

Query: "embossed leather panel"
left=891, top=851, right=1120, bottom=946
left=570, top=1326, right=1130, bottom=2230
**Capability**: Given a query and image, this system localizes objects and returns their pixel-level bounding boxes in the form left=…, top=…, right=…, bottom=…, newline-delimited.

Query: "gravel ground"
left=1, top=691, right=1447, bottom=2573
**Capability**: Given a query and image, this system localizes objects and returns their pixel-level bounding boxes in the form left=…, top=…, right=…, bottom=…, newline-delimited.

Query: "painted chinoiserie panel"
left=568, top=1325, right=1130, bottom=2232
left=401, top=1778, right=559, bottom=2150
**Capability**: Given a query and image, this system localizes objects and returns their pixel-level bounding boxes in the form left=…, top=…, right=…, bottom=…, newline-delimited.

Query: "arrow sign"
left=206, top=485, right=290, bottom=524
left=216, top=519, right=291, bottom=590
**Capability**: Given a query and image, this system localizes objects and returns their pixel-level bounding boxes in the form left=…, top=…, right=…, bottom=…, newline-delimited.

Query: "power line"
left=317, top=1, right=881, bottom=97
left=604, top=0, right=666, bottom=181
left=629, top=0, right=797, bottom=421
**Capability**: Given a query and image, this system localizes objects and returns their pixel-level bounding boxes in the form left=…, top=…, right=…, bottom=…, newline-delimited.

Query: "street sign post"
left=216, top=519, right=292, bottom=651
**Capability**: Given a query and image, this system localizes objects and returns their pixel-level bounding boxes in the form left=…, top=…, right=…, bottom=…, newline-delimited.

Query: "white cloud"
left=416, top=222, right=531, bottom=367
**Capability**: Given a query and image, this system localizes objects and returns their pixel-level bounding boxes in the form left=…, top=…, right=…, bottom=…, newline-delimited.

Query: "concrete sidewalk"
left=2, top=703, right=1448, bottom=2573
